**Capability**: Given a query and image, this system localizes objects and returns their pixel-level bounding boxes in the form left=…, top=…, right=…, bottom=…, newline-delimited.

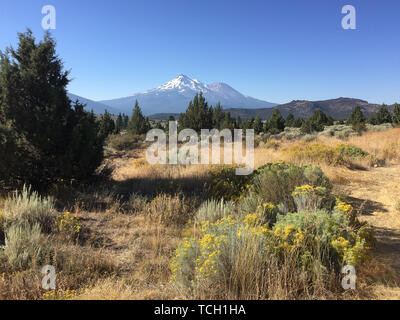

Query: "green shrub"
left=207, top=165, right=250, bottom=201
left=275, top=204, right=371, bottom=266
left=335, top=144, right=368, bottom=158
left=56, top=211, right=81, bottom=240
left=2, top=185, right=55, bottom=233
left=171, top=197, right=372, bottom=299
left=249, top=163, right=332, bottom=213
left=292, top=185, right=329, bottom=212
left=195, top=199, right=236, bottom=224
left=0, top=123, right=25, bottom=186
left=2, top=222, right=49, bottom=270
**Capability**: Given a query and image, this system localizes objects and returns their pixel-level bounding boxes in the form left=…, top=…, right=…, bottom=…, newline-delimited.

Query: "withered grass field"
left=1, top=128, right=400, bottom=300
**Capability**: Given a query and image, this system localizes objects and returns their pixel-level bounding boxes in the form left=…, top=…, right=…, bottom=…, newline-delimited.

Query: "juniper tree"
left=347, top=106, right=366, bottom=133
left=0, top=30, right=104, bottom=187
left=123, top=114, right=129, bottom=129
left=370, top=104, right=392, bottom=125
left=128, top=100, right=150, bottom=135
left=99, top=110, right=115, bottom=138
left=268, top=109, right=285, bottom=133
left=253, top=115, right=263, bottom=134
left=393, top=103, right=400, bottom=126
left=178, top=92, right=213, bottom=132
left=347, top=106, right=366, bottom=126
left=115, top=113, right=123, bottom=133
left=221, top=111, right=235, bottom=130
left=301, top=109, right=329, bottom=133
left=285, top=114, right=295, bottom=127
left=212, top=102, right=224, bottom=129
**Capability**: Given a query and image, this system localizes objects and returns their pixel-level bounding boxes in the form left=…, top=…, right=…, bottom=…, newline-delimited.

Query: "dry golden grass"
left=2, top=128, right=400, bottom=300
left=88, top=127, right=400, bottom=300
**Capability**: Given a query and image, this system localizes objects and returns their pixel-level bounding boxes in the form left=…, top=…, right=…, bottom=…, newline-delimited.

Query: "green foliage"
left=265, top=109, right=285, bottom=133
left=292, top=185, right=328, bottom=212
left=301, top=109, right=331, bottom=134
left=2, top=185, right=55, bottom=233
left=253, top=116, right=263, bottom=134
left=221, top=111, right=236, bottom=130
left=285, top=114, right=304, bottom=128
left=335, top=144, right=368, bottom=158
left=98, top=110, right=115, bottom=138
left=212, top=102, right=224, bottom=129
left=65, top=103, right=104, bottom=180
left=195, top=199, right=236, bottom=224
left=56, top=211, right=81, bottom=239
left=347, top=106, right=366, bottom=133
left=369, top=104, right=392, bottom=125
left=171, top=197, right=372, bottom=298
left=98, top=110, right=115, bottom=136
left=392, top=103, right=400, bottom=126
left=207, top=165, right=250, bottom=201
left=0, top=122, right=25, bottom=184
left=243, top=117, right=255, bottom=130
left=347, top=106, right=366, bottom=126
left=170, top=161, right=374, bottom=298
left=285, top=114, right=295, bottom=127
left=2, top=221, right=49, bottom=271
left=115, top=114, right=123, bottom=133
left=178, top=92, right=213, bottom=132
left=249, top=163, right=332, bottom=213
left=0, top=30, right=104, bottom=187
left=128, top=100, right=150, bottom=135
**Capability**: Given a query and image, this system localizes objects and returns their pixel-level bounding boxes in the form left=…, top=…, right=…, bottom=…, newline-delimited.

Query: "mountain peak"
left=158, top=74, right=206, bottom=92
left=100, top=75, right=277, bottom=115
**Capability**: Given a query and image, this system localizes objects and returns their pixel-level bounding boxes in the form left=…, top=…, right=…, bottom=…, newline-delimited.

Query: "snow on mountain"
left=99, top=75, right=277, bottom=115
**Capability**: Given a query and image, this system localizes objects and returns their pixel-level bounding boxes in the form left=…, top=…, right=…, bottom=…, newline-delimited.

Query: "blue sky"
left=0, top=0, right=399, bottom=104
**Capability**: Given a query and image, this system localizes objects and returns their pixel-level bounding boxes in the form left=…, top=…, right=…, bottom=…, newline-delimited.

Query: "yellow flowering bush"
left=171, top=163, right=373, bottom=298
left=42, top=288, right=85, bottom=300
left=334, top=199, right=353, bottom=215
left=249, top=162, right=332, bottom=213
left=331, top=236, right=369, bottom=266
left=292, top=185, right=328, bottom=212
left=57, top=211, right=81, bottom=237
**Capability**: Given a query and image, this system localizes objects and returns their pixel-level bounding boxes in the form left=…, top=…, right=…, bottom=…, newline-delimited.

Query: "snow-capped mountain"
left=99, top=75, right=277, bottom=115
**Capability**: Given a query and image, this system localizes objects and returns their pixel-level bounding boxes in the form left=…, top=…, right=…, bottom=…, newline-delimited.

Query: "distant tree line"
left=345, top=104, right=400, bottom=133
left=125, top=92, right=400, bottom=137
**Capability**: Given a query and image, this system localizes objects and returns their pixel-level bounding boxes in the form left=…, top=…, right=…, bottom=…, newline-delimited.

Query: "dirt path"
left=344, top=165, right=400, bottom=298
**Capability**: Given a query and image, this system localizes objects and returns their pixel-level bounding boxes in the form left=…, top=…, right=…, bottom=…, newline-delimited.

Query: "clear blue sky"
left=1, top=0, right=399, bottom=104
